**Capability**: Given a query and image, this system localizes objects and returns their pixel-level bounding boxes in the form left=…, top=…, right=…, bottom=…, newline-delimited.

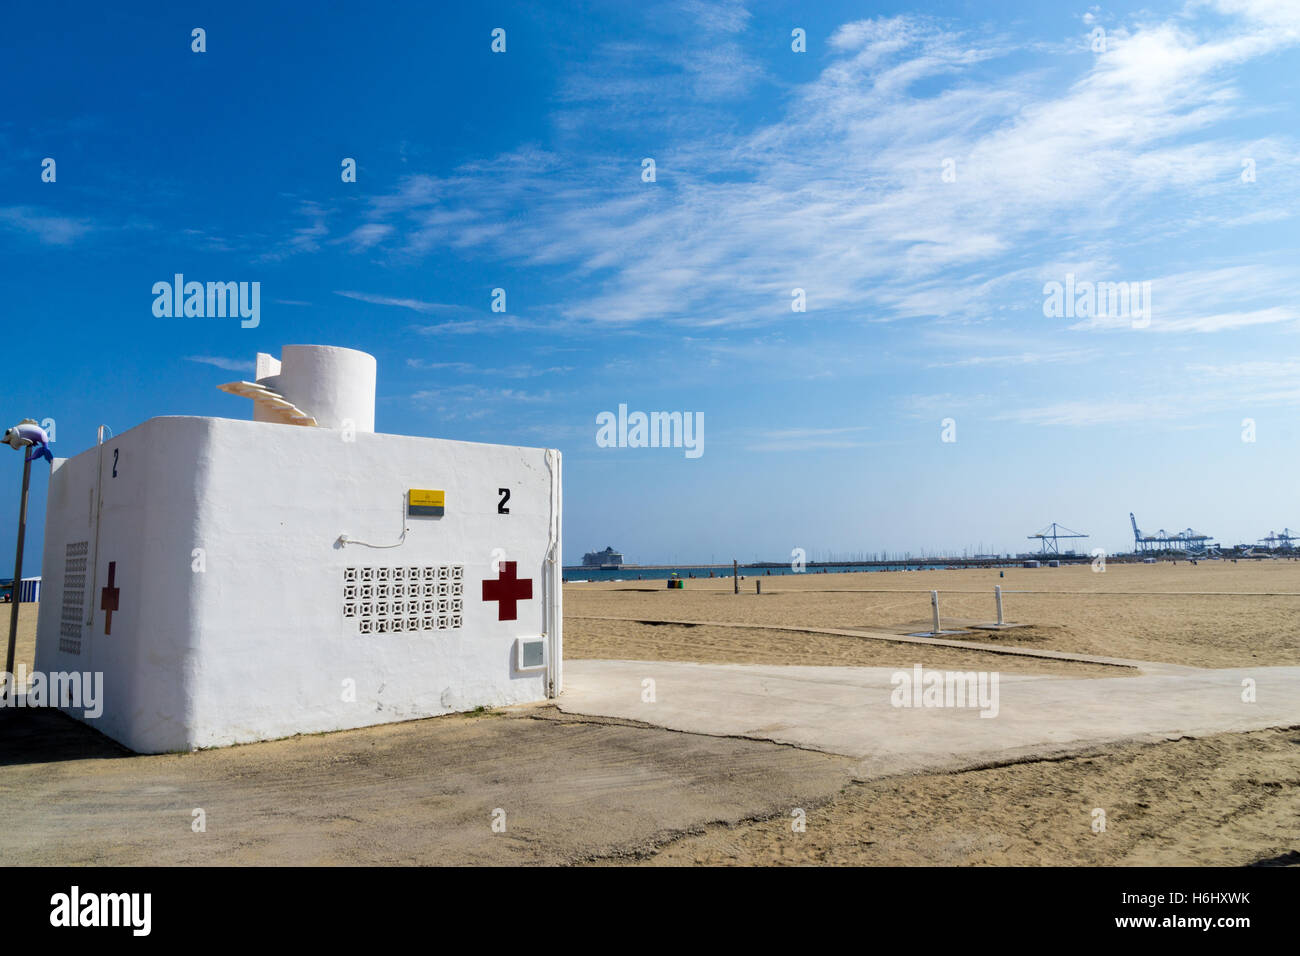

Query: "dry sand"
left=568, top=561, right=1299, bottom=865
left=565, top=560, right=1300, bottom=668
left=564, top=621, right=1124, bottom=676
left=5, top=601, right=36, bottom=676
left=637, top=726, right=1300, bottom=866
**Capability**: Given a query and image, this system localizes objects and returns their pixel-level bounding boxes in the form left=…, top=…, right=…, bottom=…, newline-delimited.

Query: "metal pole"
left=756, top=580, right=761, bottom=595
left=995, top=585, right=1004, bottom=626
left=4, top=456, right=32, bottom=689
left=733, top=559, right=738, bottom=595
left=930, top=589, right=940, bottom=635
left=87, top=425, right=107, bottom=624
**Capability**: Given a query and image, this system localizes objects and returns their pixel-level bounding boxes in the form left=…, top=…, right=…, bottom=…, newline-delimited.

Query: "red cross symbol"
left=100, top=561, right=120, bottom=635
left=482, top=561, right=533, bottom=621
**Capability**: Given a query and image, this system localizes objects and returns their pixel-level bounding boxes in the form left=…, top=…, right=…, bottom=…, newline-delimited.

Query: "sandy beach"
left=565, top=560, right=1300, bottom=668
left=639, top=725, right=1300, bottom=867
left=3, top=558, right=1297, bottom=866
left=562, top=560, right=1300, bottom=865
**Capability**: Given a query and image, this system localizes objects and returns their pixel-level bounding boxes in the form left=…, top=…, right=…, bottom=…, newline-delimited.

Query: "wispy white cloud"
left=0, top=206, right=94, bottom=244
left=995, top=400, right=1180, bottom=427
left=928, top=347, right=1105, bottom=368
left=406, top=359, right=476, bottom=372
left=184, top=355, right=255, bottom=373
left=406, top=358, right=573, bottom=377
left=1066, top=264, right=1300, bottom=333
left=1186, top=358, right=1300, bottom=377
left=991, top=352, right=1300, bottom=426
left=341, top=223, right=392, bottom=250
left=258, top=200, right=331, bottom=262
left=747, top=425, right=879, bottom=452
left=334, top=289, right=556, bottom=335
left=333, top=3, right=1300, bottom=337
left=334, top=290, right=463, bottom=314
left=559, top=0, right=763, bottom=114
left=410, top=385, right=556, bottom=421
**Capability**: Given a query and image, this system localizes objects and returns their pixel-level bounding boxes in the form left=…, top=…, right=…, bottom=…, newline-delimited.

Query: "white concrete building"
left=34, top=345, right=562, bottom=753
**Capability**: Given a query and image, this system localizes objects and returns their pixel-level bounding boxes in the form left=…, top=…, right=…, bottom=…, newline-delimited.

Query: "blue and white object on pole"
left=3, top=419, right=53, bottom=463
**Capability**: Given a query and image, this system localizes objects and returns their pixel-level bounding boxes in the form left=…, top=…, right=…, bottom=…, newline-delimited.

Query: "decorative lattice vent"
left=344, top=566, right=464, bottom=634
left=60, top=541, right=88, bottom=655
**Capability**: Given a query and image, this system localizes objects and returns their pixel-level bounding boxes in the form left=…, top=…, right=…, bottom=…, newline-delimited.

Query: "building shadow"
left=0, top=704, right=132, bottom=766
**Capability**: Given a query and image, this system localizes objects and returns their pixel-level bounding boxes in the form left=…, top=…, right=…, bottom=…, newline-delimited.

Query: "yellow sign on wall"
left=408, top=489, right=445, bottom=517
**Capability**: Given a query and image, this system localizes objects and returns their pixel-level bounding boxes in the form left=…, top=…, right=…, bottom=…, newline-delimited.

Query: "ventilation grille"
left=344, top=566, right=464, bottom=633
left=60, top=541, right=88, bottom=654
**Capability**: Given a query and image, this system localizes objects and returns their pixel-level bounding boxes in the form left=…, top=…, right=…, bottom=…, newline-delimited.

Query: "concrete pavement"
left=558, top=660, right=1300, bottom=779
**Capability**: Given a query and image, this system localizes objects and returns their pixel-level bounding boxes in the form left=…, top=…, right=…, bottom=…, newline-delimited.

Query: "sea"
left=562, top=564, right=953, bottom=582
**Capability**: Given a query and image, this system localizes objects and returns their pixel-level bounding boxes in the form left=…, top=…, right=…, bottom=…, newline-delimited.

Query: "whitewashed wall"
left=35, top=415, right=561, bottom=753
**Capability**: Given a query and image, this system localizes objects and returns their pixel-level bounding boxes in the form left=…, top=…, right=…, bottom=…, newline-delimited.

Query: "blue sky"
left=3, top=0, right=1299, bottom=571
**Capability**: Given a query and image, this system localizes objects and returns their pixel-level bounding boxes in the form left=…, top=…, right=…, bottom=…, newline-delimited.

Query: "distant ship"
left=583, top=546, right=624, bottom=568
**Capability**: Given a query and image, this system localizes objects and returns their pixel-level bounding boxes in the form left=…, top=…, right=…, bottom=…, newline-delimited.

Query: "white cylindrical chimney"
left=276, top=345, right=377, bottom=432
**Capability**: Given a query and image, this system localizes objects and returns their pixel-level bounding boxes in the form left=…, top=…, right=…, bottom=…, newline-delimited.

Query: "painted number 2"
left=498, top=488, right=510, bottom=514
left=112, top=448, right=119, bottom=478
